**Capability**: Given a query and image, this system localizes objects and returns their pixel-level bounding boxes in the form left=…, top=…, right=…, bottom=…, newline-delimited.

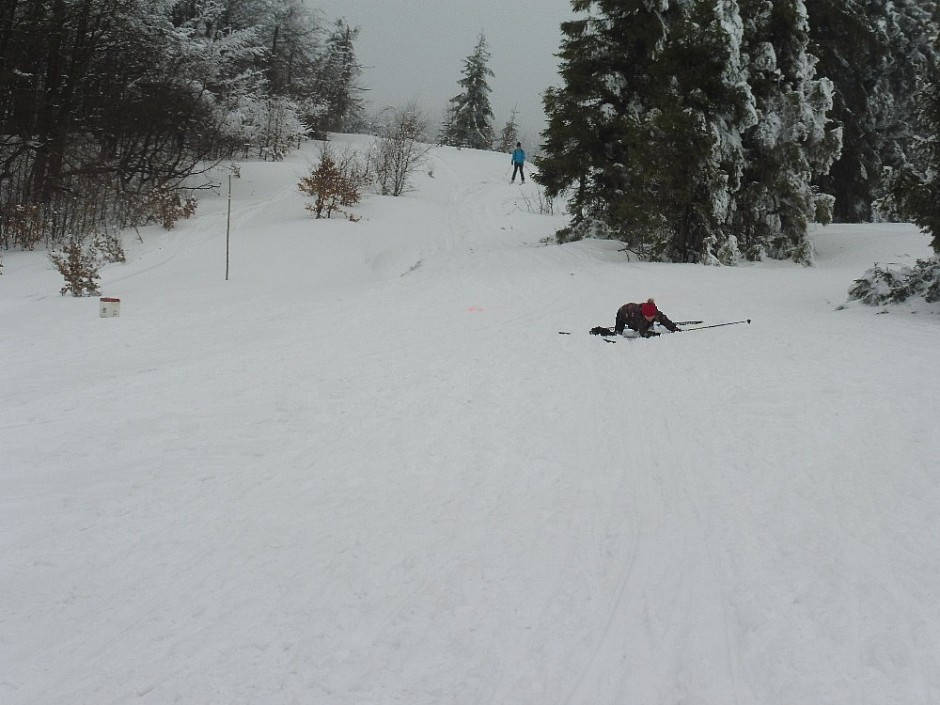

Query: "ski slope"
left=2, top=137, right=939, bottom=705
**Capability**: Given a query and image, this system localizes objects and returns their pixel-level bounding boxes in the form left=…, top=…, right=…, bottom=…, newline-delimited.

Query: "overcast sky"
left=310, top=0, right=576, bottom=148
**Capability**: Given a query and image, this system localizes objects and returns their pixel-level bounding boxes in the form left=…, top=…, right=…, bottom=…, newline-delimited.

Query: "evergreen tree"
left=538, top=0, right=756, bottom=263
left=875, top=0, right=940, bottom=200
left=437, top=105, right=457, bottom=145
left=496, top=107, right=521, bottom=154
left=848, top=2, right=940, bottom=309
left=881, top=7, right=940, bottom=253
left=734, top=0, right=841, bottom=263
left=805, top=0, right=886, bottom=222
left=441, top=33, right=496, bottom=150
left=806, top=0, right=939, bottom=221
left=317, top=20, right=364, bottom=134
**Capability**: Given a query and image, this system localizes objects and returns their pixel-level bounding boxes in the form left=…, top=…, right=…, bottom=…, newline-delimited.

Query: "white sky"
left=310, top=0, right=576, bottom=147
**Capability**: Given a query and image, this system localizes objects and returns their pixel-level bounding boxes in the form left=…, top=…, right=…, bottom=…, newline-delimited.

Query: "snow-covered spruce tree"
left=806, top=0, right=939, bottom=222
left=883, top=57, right=940, bottom=251
left=733, top=0, right=841, bottom=264
left=316, top=19, right=365, bottom=135
left=538, top=0, right=755, bottom=263
left=496, top=107, right=521, bottom=154
left=441, top=33, right=496, bottom=150
left=805, top=0, right=891, bottom=222
left=873, top=0, right=940, bottom=215
left=850, top=12, right=940, bottom=307
left=437, top=104, right=456, bottom=145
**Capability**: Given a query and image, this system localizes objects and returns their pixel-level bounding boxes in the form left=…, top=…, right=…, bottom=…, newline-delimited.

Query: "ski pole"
left=682, top=319, right=751, bottom=332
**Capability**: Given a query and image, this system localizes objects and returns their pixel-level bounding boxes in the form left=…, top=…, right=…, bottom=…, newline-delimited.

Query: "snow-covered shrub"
left=909, top=258, right=940, bottom=303
left=787, top=237, right=816, bottom=267
left=93, top=232, right=126, bottom=264
left=702, top=232, right=741, bottom=266
left=49, top=240, right=102, bottom=297
left=814, top=192, right=835, bottom=225
left=553, top=217, right=610, bottom=244
left=848, top=257, right=940, bottom=305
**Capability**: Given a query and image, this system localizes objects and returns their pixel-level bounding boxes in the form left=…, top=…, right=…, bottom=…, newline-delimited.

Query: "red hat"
left=640, top=300, right=657, bottom=318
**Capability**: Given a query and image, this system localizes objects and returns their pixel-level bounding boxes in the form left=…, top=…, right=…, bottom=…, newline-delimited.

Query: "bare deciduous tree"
left=370, top=103, right=431, bottom=197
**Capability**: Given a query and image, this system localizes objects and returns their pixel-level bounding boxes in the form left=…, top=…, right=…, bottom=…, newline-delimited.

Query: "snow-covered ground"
left=2, top=137, right=939, bottom=705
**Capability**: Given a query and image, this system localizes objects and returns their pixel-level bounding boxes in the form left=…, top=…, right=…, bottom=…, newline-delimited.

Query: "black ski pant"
left=511, top=163, right=525, bottom=182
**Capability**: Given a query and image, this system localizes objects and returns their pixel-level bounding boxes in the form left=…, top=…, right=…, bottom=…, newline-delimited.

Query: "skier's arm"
left=657, top=312, right=681, bottom=332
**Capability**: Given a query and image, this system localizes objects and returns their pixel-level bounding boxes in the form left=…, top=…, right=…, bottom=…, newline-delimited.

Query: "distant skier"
left=510, top=142, right=525, bottom=183
left=615, top=298, right=681, bottom=337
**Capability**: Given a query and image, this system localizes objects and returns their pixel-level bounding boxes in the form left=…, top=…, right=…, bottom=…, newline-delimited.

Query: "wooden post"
left=225, top=173, right=232, bottom=281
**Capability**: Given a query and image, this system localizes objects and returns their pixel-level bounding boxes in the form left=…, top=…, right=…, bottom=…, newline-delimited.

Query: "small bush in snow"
left=298, top=147, right=364, bottom=219
left=515, top=186, right=556, bottom=216
left=93, top=231, right=126, bottom=264
left=911, top=259, right=940, bottom=302
left=814, top=192, right=836, bottom=226
left=49, top=240, right=102, bottom=297
left=553, top=217, right=610, bottom=244
left=848, top=257, right=940, bottom=305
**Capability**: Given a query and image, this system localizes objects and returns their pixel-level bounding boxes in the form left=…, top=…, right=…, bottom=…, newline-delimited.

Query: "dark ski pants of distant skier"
left=511, top=164, right=525, bottom=183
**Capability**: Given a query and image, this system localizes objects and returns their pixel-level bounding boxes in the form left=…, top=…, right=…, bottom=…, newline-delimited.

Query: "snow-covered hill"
left=3, top=138, right=939, bottom=705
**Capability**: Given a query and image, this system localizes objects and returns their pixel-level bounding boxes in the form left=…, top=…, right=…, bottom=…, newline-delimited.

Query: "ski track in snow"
left=2, top=138, right=940, bottom=705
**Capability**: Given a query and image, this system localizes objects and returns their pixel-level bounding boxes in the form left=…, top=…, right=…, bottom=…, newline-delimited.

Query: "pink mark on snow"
left=466, top=306, right=485, bottom=313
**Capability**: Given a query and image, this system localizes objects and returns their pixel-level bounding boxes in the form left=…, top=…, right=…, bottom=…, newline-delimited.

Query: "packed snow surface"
left=3, top=137, right=939, bottom=705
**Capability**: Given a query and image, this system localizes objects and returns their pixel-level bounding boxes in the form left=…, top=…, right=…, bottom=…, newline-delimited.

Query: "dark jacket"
left=615, top=303, right=679, bottom=336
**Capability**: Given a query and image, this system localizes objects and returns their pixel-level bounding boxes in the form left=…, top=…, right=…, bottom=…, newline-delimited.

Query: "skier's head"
left=641, top=299, right=657, bottom=320
left=516, top=142, right=521, bottom=148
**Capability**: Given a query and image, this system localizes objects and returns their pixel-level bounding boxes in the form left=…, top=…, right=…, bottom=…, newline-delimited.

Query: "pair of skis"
left=560, top=319, right=750, bottom=341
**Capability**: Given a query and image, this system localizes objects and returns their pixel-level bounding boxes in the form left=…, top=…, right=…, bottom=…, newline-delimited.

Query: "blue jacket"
left=511, top=148, right=525, bottom=165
